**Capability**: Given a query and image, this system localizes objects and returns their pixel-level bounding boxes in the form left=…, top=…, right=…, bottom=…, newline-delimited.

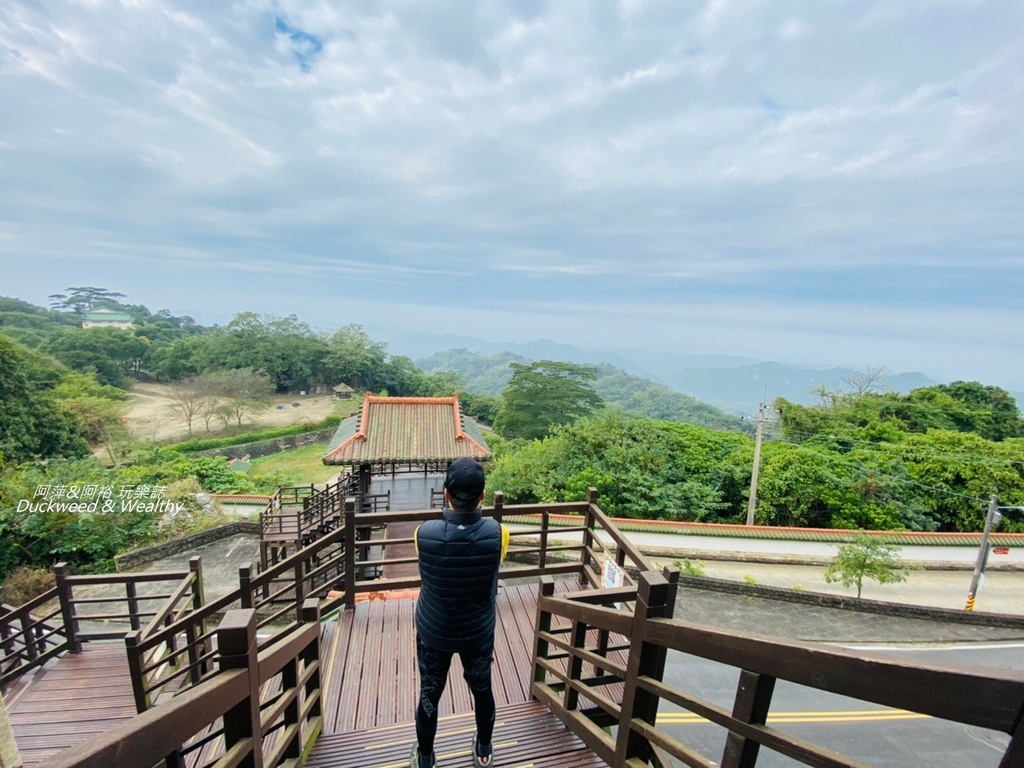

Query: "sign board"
left=993, top=546, right=1010, bottom=555
left=602, top=559, right=625, bottom=590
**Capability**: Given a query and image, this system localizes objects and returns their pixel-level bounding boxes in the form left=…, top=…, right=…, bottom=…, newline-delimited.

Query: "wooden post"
left=185, top=621, right=202, bottom=686
left=293, top=560, right=305, bottom=623
left=0, top=607, right=15, bottom=666
left=20, top=614, right=37, bottom=663
left=189, top=557, right=205, bottom=611
left=188, top=556, right=206, bottom=677
left=532, top=577, right=555, bottom=690
left=239, top=566, right=253, bottom=610
left=344, top=498, right=357, bottom=609
left=539, top=510, right=549, bottom=572
left=125, top=581, right=141, bottom=632
left=613, top=570, right=673, bottom=766
left=53, top=563, right=80, bottom=653
left=281, top=654, right=301, bottom=761
left=218, top=609, right=262, bottom=768
left=124, top=630, right=151, bottom=713
left=581, top=488, right=599, bottom=586
left=301, top=599, right=323, bottom=723
left=721, top=670, right=777, bottom=768
left=563, top=619, right=587, bottom=712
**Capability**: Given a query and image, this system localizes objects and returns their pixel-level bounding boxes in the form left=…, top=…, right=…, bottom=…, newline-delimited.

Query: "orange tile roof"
left=322, top=395, right=491, bottom=465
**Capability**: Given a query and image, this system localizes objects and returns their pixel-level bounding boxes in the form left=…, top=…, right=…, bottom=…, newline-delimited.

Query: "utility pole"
left=965, top=495, right=1002, bottom=612
left=746, top=402, right=767, bottom=526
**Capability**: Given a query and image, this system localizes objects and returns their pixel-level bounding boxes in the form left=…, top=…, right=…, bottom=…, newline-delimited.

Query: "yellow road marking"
left=657, top=709, right=930, bottom=725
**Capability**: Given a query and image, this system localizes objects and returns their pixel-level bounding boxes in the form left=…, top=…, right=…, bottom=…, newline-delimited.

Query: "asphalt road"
left=655, top=643, right=1023, bottom=767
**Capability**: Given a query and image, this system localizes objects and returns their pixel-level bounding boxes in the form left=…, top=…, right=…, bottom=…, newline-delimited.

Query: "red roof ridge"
left=364, top=394, right=459, bottom=405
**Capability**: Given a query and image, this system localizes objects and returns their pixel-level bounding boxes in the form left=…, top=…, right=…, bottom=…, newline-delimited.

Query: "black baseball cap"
left=444, top=457, right=485, bottom=501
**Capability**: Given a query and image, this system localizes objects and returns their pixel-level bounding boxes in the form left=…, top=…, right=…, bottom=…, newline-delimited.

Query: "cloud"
left=0, top=0, right=1022, bottom=388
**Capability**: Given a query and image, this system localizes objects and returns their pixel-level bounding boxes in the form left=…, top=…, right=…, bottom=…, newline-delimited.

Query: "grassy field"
left=249, top=442, right=344, bottom=484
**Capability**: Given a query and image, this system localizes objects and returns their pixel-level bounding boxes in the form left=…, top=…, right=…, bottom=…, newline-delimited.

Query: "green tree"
left=210, top=313, right=327, bottom=391
left=146, top=335, right=213, bottom=380
left=48, top=286, right=127, bottom=314
left=322, top=324, right=388, bottom=391
left=494, top=360, right=602, bottom=440
left=43, top=327, right=148, bottom=387
left=457, top=391, right=499, bottom=425
left=824, top=534, right=910, bottom=598
left=0, top=334, right=88, bottom=462
left=207, top=368, right=275, bottom=426
left=52, top=373, right=131, bottom=464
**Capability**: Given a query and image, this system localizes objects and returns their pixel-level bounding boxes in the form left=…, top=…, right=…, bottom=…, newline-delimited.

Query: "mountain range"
left=387, top=332, right=1007, bottom=416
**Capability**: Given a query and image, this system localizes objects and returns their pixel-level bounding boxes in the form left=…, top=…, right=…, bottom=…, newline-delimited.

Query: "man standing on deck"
left=411, top=457, right=509, bottom=768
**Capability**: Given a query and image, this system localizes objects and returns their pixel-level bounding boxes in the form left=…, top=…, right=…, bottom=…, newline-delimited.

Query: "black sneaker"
left=472, top=733, right=493, bottom=767
left=409, top=744, right=437, bottom=768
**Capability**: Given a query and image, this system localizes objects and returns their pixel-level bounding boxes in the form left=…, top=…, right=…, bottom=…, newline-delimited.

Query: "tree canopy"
left=0, top=335, right=89, bottom=463
left=493, top=360, right=603, bottom=440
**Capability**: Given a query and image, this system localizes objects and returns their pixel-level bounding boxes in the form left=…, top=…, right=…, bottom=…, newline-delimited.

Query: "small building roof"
left=332, top=383, right=355, bottom=393
left=322, top=394, right=491, bottom=466
left=84, top=308, right=133, bottom=323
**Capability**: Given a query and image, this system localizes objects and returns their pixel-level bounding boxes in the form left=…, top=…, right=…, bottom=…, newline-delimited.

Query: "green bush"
left=672, top=558, right=707, bottom=577
left=165, top=415, right=341, bottom=453
left=1, top=565, right=56, bottom=604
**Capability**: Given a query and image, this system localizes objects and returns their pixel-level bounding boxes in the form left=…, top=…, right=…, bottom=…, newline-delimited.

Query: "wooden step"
left=307, top=699, right=605, bottom=768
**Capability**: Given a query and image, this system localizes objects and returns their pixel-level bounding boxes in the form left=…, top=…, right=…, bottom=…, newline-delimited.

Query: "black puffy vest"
left=415, top=509, right=502, bottom=652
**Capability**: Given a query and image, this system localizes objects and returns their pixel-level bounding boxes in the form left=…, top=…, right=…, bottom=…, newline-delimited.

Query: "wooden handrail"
left=40, top=602, right=324, bottom=768
left=531, top=569, right=1024, bottom=768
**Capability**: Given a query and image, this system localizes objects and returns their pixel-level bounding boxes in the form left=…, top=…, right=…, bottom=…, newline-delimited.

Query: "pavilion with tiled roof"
left=323, top=394, right=491, bottom=492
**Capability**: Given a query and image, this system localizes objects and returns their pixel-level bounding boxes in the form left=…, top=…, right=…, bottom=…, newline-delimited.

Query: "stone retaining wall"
left=190, top=427, right=336, bottom=460
left=677, top=574, right=1024, bottom=629
left=115, top=521, right=260, bottom=571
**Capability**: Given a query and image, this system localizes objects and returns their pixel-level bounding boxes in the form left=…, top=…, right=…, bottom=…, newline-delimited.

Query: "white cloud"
left=0, top=0, right=1023, bottom=387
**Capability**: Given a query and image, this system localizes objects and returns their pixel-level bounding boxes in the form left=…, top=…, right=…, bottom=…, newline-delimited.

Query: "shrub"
left=166, top=415, right=341, bottom=453
left=1, top=566, right=56, bottom=605
left=672, top=558, right=707, bottom=577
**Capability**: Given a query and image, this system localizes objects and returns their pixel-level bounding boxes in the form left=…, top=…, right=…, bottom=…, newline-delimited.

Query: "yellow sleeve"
left=414, top=525, right=420, bottom=555
left=500, top=524, right=510, bottom=562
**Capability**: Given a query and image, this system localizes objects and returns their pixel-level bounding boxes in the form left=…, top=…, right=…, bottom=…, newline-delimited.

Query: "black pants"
left=415, top=636, right=496, bottom=757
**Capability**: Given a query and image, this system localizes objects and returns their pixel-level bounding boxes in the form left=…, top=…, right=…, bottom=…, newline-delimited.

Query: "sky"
left=2, top=1, right=1024, bottom=388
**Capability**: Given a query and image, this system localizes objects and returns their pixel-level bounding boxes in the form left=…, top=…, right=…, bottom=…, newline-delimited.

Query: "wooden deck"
left=4, top=579, right=595, bottom=767
left=5, top=643, right=138, bottom=767
left=319, top=580, right=571, bottom=734
left=308, top=700, right=606, bottom=768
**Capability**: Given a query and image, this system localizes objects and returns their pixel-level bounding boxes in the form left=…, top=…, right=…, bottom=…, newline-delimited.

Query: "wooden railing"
left=260, top=477, right=357, bottom=545
left=494, top=488, right=653, bottom=586
left=259, top=483, right=320, bottom=540
left=53, top=562, right=202, bottom=649
left=532, top=570, right=1024, bottom=768
left=125, top=525, right=350, bottom=713
left=245, top=523, right=348, bottom=631
left=0, top=587, right=68, bottom=688
left=37, top=602, right=323, bottom=768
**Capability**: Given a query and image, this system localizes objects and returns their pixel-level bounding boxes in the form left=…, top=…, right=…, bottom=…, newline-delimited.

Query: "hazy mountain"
left=389, top=331, right=978, bottom=417
left=390, top=332, right=659, bottom=379
left=416, top=349, right=748, bottom=432
left=666, top=363, right=937, bottom=415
